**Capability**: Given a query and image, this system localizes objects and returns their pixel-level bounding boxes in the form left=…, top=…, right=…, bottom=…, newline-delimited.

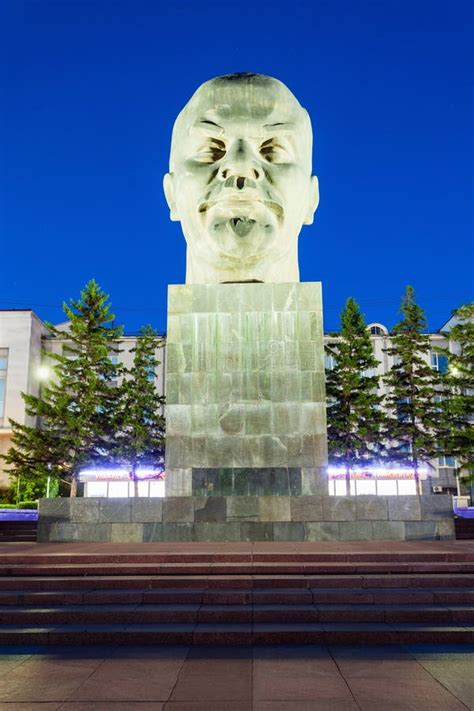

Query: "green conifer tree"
left=326, top=298, right=386, bottom=495
left=111, top=325, right=166, bottom=496
left=3, top=280, right=123, bottom=497
left=437, top=303, right=474, bottom=483
left=383, top=286, right=440, bottom=494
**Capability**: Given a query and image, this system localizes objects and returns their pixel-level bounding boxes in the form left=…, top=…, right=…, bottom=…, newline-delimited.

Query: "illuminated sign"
left=79, top=467, right=165, bottom=483
left=327, top=466, right=428, bottom=480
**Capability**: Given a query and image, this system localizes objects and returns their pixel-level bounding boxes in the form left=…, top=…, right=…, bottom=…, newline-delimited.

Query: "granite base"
left=37, top=495, right=455, bottom=542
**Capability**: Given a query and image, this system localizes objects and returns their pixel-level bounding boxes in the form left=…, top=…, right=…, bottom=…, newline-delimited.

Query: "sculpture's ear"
left=303, top=175, right=319, bottom=225
left=163, top=173, right=179, bottom=221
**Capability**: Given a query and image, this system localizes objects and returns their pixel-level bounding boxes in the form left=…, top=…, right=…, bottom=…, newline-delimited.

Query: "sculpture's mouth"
left=198, top=196, right=284, bottom=222
left=229, top=217, right=256, bottom=238
left=200, top=196, right=282, bottom=240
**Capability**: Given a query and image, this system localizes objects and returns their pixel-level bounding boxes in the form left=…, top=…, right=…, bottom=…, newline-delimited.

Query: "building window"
left=324, top=354, right=335, bottom=370
left=439, top=455, right=456, bottom=467
left=109, top=355, right=120, bottom=387
left=328, top=477, right=417, bottom=496
left=370, top=326, right=383, bottom=335
left=0, top=348, right=8, bottom=424
left=396, top=399, right=411, bottom=423
left=0, top=379, right=5, bottom=422
left=431, top=352, right=448, bottom=373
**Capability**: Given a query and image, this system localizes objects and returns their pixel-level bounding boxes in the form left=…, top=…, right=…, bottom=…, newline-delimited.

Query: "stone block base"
left=38, top=495, right=455, bottom=542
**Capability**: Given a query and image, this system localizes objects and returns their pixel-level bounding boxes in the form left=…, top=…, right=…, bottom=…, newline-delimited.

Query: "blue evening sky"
left=1, top=0, right=472, bottom=334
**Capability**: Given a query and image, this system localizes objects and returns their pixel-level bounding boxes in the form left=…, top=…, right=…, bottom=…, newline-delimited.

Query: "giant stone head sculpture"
left=164, top=73, right=319, bottom=284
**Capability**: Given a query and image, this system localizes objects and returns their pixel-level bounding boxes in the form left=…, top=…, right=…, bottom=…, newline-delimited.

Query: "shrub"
left=0, top=487, right=15, bottom=504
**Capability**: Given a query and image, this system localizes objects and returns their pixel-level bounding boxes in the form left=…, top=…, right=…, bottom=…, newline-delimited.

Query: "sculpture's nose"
left=219, top=139, right=261, bottom=189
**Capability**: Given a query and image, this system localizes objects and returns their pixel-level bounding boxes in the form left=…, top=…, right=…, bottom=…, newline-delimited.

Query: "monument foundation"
left=37, top=494, right=455, bottom=542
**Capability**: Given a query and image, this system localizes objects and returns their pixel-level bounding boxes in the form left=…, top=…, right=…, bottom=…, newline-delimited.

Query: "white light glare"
left=79, top=467, right=164, bottom=482
left=328, top=465, right=428, bottom=478
left=37, top=364, right=52, bottom=381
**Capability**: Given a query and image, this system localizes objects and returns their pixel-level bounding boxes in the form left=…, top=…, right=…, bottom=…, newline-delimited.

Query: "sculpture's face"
left=164, top=75, right=318, bottom=282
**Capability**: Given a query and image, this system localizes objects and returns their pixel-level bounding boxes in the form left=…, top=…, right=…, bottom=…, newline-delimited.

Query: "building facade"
left=0, top=308, right=462, bottom=496
left=0, top=310, right=50, bottom=487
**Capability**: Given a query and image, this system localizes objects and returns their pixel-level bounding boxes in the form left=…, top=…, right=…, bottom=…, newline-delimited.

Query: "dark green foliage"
left=0, top=487, right=15, bottom=504
left=9, top=473, right=48, bottom=503
left=3, top=280, right=123, bottom=497
left=383, top=286, right=440, bottom=492
left=111, top=325, right=166, bottom=496
left=437, top=303, right=474, bottom=483
left=326, top=298, right=386, bottom=494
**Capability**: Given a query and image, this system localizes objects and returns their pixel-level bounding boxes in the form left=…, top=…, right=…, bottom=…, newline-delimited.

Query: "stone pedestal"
left=165, top=282, right=328, bottom=497
left=37, top=495, right=456, bottom=542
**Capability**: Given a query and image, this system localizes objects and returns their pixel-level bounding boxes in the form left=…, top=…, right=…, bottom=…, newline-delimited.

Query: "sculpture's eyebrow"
left=262, top=122, right=295, bottom=133
left=193, top=119, right=224, bottom=133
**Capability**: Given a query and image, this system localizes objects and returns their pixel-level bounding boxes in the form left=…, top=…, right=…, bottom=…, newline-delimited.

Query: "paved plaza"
left=0, top=642, right=473, bottom=709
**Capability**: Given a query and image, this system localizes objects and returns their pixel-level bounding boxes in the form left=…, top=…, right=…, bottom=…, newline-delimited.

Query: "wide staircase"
left=0, top=543, right=473, bottom=646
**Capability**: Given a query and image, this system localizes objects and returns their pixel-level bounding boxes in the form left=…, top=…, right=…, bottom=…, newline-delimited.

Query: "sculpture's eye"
left=260, top=138, right=289, bottom=163
left=195, top=138, right=226, bottom=164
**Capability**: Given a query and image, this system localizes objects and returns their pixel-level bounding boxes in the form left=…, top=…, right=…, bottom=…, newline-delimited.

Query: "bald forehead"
left=193, top=77, right=304, bottom=121
left=174, top=76, right=309, bottom=132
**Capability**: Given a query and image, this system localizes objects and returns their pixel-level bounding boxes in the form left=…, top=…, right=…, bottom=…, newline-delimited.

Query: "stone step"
left=2, top=561, right=474, bottom=576
left=0, top=550, right=473, bottom=564
left=1, top=602, right=473, bottom=625
left=0, top=522, right=38, bottom=543
left=0, top=586, right=473, bottom=607
left=455, top=519, right=474, bottom=540
left=0, top=621, right=471, bottom=646
left=1, top=572, right=473, bottom=591
left=0, top=535, right=37, bottom=542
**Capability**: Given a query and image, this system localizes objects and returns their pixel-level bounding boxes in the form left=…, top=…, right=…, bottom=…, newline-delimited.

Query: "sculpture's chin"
left=208, top=218, right=277, bottom=263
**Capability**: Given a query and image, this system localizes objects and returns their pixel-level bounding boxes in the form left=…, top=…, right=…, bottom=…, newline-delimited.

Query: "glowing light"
left=327, top=465, right=428, bottom=480
left=37, top=364, right=52, bottom=381
left=79, top=467, right=165, bottom=482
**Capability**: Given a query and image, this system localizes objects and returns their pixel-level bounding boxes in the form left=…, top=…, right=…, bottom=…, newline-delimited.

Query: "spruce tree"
left=383, top=286, right=440, bottom=494
left=326, top=297, right=386, bottom=495
left=3, top=280, right=123, bottom=497
left=437, top=303, right=474, bottom=483
left=111, top=325, right=166, bottom=496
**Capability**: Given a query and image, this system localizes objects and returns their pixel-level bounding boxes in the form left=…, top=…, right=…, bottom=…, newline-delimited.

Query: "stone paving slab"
left=0, top=644, right=472, bottom=708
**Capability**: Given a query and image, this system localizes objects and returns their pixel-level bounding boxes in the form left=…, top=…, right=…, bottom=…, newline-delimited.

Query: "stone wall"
left=38, top=495, right=455, bottom=542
